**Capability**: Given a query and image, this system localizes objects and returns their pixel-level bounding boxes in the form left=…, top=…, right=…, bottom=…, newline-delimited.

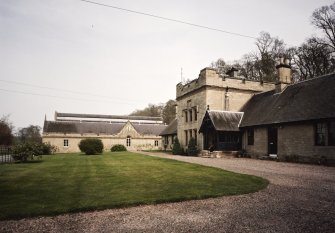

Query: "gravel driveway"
left=1, top=153, right=335, bottom=233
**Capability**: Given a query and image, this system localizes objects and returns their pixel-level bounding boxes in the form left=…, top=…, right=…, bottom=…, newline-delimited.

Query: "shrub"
left=11, top=142, right=56, bottom=162
left=187, top=137, right=198, bottom=156
left=111, top=144, right=127, bottom=152
left=172, top=137, right=184, bottom=155
left=41, top=143, right=58, bottom=155
left=79, top=138, right=104, bottom=155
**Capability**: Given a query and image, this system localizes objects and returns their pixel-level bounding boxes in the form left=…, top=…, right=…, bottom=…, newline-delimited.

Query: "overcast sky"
left=0, top=0, right=333, bottom=130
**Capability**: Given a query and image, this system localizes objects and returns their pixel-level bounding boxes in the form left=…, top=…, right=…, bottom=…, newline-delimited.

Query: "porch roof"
left=199, top=111, right=243, bottom=133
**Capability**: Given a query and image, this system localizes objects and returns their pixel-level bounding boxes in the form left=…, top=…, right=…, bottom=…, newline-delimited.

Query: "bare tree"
left=254, top=32, right=287, bottom=82
left=234, top=32, right=288, bottom=82
left=210, top=58, right=231, bottom=76
left=311, top=2, right=335, bottom=52
left=288, top=37, right=335, bottom=81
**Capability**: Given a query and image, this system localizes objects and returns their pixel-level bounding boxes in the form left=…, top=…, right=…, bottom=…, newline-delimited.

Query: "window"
left=154, top=140, right=159, bottom=146
left=164, top=136, right=169, bottom=145
left=315, top=122, right=327, bottom=146
left=247, top=128, right=254, bottom=145
left=126, top=136, right=131, bottom=147
left=184, top=110, right=188, bottom=122
left=193, top=107, right=198, bottom=121
left=189, top=109, right=193, bottom=122
left=193, top=129, right=197, bottom=145
left=63, top=139, right=69, bottom=147
left=185, top=130, right=188, bottom=145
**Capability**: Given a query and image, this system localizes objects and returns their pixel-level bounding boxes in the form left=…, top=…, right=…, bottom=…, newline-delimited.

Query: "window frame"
left=193, top=129, right=197, bottom=145
left=185, top=130, right=188, bottom=146
left=63, top=139, right=69, bottom=147
left=247, top=128, right=254, bottom=146
left=126, top=136, right=131, bottom=147
left=315, top=122, right=327, bottom=146
left=193, top=107, right=198, bottom=121
left=184, top=110, right=188, bottom=122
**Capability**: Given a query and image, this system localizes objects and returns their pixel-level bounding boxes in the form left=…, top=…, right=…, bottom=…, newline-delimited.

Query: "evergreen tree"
left=172, top=137, right=183, bottom=155
left=187, top=137, right=198, bottom=156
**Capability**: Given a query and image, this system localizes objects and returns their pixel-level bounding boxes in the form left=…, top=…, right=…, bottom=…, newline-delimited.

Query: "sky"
left=0, top=0, right=333, bottom=130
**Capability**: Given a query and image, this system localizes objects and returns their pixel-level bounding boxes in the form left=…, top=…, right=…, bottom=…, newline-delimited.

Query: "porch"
left=199, top=110, right=243, bottom=152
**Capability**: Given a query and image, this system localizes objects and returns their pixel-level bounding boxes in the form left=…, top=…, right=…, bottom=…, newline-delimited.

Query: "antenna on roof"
left=181, top=67, right=184, bottom=84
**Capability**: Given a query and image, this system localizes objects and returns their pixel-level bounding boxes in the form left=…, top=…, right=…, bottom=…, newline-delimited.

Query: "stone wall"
left=42, top=133, right=162, bottom=153
left=278, top=123, right=335, bottom=163
left=243, top=123, right=335, bottom=164
left=243, top=127, right=268, bottom=157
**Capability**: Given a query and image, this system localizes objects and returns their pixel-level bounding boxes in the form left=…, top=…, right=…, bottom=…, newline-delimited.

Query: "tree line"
left=211, top=2, right=335, bottom=82
left=130, top=99, right=176, bottom=125
left=0, top=115, right=43, bottom=146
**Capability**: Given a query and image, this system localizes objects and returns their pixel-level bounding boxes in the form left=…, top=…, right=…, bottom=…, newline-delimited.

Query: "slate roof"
left=159, top=119, right=177, bottom=136
left=133, top=123, right=167, bottom=135
left=240, top=73, right=335, bottom=127
left=199, top=111, right=243, bottom=132
left=43, top=120, right=166, bottom=136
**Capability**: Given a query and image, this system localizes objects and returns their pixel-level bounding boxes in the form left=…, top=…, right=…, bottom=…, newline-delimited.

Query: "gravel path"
left=1, top=153, right=335, bottom=233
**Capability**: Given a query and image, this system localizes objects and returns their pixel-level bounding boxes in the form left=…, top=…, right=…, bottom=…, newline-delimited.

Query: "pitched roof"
left=199, top=111, right=243, bottom=132
left=132, top=123, right=167, bottom=135
left=43, top=120, right=166, bottom=136
left=240, top=73, right=335, bottom=127
left=159, top=119, right=177, bottom=136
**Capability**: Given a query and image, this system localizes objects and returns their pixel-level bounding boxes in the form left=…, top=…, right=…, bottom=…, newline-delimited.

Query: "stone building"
left=174, top=59, right=335, bottom=164
left=176, top=66, right=274, bottom=151
left=42, top=112, right=166, bottom=153
left=240, top=71, right=335, bottom=163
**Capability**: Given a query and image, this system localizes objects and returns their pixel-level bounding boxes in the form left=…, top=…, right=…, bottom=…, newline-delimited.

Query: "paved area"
left=1, top=152, right=335, bottom=233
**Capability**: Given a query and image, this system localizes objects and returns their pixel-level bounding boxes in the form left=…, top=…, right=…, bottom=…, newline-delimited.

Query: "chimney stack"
left=275, top=57, right=292, bottom=93
left=226, top=67, right=238, bottom=78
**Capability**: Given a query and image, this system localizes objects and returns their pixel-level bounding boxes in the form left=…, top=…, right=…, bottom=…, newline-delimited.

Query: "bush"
left=111, top=144, right=127, bottom=152
left=79, top=138, right=104, bottom=155
left=41, top=143, right=58, bottom=155
left=187, top=137, right=198, bottom=156
left=172, top=137, right=184, bottom=155
left=11, top=142, right=56, bottom=162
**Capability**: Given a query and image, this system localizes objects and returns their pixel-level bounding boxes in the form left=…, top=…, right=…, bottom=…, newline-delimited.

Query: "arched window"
left=126, top=136, right=131, bottom=147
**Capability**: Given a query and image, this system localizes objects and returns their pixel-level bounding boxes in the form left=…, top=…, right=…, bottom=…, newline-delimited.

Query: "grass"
left=0, top=152, right=268, bottom=220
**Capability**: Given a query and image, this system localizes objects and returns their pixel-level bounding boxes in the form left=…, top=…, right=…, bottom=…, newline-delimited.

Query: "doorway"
left=267, top=127, right=278, bottom=154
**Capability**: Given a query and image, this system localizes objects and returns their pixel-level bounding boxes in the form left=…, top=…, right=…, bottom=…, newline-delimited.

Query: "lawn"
left=0, top=152, right=268, bottom=219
